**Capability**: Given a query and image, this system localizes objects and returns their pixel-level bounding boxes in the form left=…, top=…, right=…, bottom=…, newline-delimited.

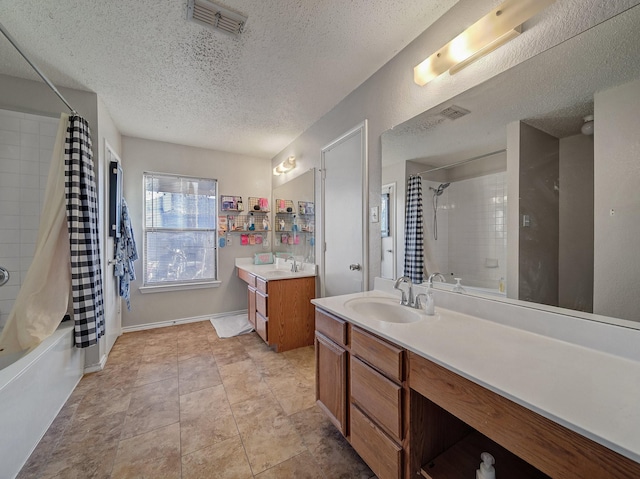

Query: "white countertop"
left=312, top=289, right=640, bottom=464
left=235, top=257, right=317, bottom=281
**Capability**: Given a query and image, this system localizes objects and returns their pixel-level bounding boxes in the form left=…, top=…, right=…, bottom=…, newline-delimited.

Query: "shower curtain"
left=0, top=113, right=104, bottom=354
left=404, top=175, right=424, bottom=283
left=65, top=115, right=104, bottom=347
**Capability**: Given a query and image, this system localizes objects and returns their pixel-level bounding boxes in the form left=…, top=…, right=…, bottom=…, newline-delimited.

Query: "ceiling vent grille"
left=439, top=105, right=471, bottom=120
left=187, top=0, right=247, bottom=36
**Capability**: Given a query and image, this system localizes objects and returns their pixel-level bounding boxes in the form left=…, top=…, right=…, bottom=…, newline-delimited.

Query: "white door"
left=103, top=141, right=122, bottom=354
left=381, top=183, right=396, bottom=279
left=321, top=121, right=368, bottom=297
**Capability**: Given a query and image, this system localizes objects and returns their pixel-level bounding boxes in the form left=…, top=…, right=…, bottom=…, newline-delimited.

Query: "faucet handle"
left=414, top=293, right=428, bottom=309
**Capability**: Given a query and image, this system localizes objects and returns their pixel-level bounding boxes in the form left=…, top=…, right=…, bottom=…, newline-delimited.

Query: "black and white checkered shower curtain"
left=404, top=175, right=424, bottom=284
left=64, top=115, right=105, bottom=347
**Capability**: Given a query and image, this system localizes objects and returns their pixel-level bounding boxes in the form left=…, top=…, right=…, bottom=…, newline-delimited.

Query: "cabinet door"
left=315, top=333, right=348, bottom=436
left=247, top=285, right=256, bottom=328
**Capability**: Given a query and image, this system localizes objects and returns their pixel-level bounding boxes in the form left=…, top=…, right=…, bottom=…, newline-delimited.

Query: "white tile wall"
left=424, top=172, right=508, bottom=290
left=0, top=108, right=59, bottom=331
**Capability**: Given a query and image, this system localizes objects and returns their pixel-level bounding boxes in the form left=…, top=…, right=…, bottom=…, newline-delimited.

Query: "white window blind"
left=143, top=172, right=217, bottom=286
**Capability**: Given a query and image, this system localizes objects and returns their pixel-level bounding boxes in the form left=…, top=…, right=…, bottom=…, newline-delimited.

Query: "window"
left=143, top=172, right=218, bottom=289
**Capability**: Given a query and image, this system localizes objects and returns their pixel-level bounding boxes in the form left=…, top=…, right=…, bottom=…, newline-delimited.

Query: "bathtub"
left=0, top=322, right=84, bottom=479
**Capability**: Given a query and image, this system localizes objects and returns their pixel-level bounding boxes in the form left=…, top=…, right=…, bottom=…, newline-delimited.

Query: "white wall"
left=593, top=78, right=640, bottom=322
left=271, top=0, right=635, bottom=290
left=121, top=136, right=271, bottom=329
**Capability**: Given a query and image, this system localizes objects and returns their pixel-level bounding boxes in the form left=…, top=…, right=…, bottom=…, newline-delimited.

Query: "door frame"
left=320, top=120, right=369, bottom=297
left=381, top=182, right=397, bottom=279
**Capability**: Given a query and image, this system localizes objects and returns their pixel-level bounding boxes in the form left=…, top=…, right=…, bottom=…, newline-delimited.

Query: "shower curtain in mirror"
left=65, top=115, right=104, bottom=347
left=404, top=175, right=424, bottom=283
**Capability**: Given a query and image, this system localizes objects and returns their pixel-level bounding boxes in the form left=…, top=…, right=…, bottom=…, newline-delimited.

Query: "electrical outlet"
left=227, top=236, right=232, bottom=245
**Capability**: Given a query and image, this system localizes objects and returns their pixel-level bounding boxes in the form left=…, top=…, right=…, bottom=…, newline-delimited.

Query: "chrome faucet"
left=393, top=276, right=414, bottom=306
left=427, top=272, right=446, bottom=285
left=285, top=255, right=298, bottom=272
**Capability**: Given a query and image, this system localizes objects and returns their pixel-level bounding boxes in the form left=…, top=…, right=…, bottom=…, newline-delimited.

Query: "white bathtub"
left=0, top=322, right=84, bottom=479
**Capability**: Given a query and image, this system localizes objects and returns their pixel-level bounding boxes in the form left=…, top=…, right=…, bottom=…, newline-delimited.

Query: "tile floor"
left=17, top=321, right=375, bottom=479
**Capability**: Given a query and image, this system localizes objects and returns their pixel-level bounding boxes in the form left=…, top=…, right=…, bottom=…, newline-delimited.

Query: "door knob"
left=349, top=263, right=362, bottom=271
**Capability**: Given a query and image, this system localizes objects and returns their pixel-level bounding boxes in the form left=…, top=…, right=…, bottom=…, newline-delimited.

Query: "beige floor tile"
left=134, top=356, right=178, bottom=387
left=129, top=376, right=179, bottom=406
left=290, top=406, right=373, bottom=479
left=75, top=386, right=132, bottom=421
left=178, top=354, right=222, bottom=395
left=271, top=378, right=315, bottom=416
left=114, top=422, right=181, bottom=466
left=211, top=338, right=251, bottom=365
left=110, top=453, right=181, bottom=479
left=254, top=451, right=324, bottom=479
left=178, top=338, right=213, bottom=361
left=181, top=436, right=252, bottom=479
left=41, top=412, right=124, bottom=478
left=120, top=395, right=180, bottom=439
left=142, top=341, right=177, bottom=357
left=224, top=375, right=272, bottom=405
left=232, top=395, right=306, bottom=474
left=180, top=385, right=238, bottom=454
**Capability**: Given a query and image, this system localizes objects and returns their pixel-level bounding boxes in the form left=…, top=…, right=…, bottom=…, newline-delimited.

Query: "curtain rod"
left=413, top=149, right=507, bottom=177
left=0, top=21, right=77, bottom=115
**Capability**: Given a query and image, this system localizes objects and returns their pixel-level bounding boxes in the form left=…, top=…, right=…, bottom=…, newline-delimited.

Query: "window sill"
left=139, top=281, right=221, bottom=294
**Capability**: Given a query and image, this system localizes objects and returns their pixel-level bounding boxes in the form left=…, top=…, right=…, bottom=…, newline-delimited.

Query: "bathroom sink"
left=344, top=297, right=424, bottom=323
left=263, top=269, right=294, bottom=277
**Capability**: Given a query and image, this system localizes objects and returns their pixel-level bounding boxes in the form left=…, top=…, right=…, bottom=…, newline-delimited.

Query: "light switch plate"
left=370, top=206, right=379, bottom=223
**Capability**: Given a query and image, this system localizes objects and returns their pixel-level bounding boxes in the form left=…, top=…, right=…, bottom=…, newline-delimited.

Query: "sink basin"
left=344, top=297, right=424, bottom=323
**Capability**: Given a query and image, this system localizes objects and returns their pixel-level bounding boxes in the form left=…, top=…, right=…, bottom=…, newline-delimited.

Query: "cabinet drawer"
left=315, top=309, right=348, bottom=347
left=352, top=327, right=403, bottom=382
left=238, top=268, right=256, bottom=287
left=256, top=312, right=268, bottom=342
left=350, top=403, right=402, bottom=479
left=256, top=290, right=268, bottom=317
left=351, top=357, right=402, bottom=442
left=256, top=277, right=268, bottom=294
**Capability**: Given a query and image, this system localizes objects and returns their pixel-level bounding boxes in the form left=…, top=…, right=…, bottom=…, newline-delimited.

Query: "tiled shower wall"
left=0, top=108, right=59, bottom=331
left=424, top=172, right=507, bottom=290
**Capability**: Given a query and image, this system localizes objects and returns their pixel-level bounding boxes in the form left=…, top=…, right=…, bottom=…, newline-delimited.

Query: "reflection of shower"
left=429, top=183, right=450, bottom=240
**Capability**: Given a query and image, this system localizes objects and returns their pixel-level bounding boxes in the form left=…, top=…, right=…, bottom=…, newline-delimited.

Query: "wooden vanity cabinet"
left=238, top=268, right=315, bottom=352
left=315, top=309, right=349, bottom=436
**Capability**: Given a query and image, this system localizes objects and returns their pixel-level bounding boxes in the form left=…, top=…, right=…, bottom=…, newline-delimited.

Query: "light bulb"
left=581, top=115, right=594, bottom=136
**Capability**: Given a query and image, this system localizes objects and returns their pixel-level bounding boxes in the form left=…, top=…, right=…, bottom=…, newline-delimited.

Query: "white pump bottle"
left=476, top=452, right=495, bottom=479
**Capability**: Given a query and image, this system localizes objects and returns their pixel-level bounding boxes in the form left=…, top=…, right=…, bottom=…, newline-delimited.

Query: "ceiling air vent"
left=439, top=105, right=471, bottom=120
left=186, top=0, right=247, bottom=36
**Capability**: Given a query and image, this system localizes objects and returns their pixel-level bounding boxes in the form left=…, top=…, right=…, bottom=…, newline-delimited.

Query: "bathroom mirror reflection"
left=381, top=5, right=640, bottom=326
left=272, top=168, right=315, bottom=263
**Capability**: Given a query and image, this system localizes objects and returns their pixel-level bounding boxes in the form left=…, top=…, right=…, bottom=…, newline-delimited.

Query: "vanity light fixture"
left=414, top=0, right=555, bottom=86
left=273, top=156, right=296, bottom=176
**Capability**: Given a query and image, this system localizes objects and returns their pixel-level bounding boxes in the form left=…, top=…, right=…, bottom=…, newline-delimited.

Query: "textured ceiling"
left=382, top=4, right=640, bottom=168
left=0, top=0, right=459, bottom=158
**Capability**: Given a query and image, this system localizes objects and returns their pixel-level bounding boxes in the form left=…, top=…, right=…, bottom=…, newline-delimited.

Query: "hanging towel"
left=65, top=115, right=105, bottom=348
left=0, top=114, right=71, bottom=355
left=114, top=197, right=138, bottom=310
left=404, top=175, right=424, bottom=283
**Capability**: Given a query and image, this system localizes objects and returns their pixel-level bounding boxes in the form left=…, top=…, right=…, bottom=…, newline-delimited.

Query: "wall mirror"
left=381, top=5, right=640, bottom=327
left=272, top=168, right=315, bottom=262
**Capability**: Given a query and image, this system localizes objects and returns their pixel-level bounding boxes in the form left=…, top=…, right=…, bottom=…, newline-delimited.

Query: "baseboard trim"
left=121, top=310, right=248, bottom=333
left=84, top=353, right=108, bottom=374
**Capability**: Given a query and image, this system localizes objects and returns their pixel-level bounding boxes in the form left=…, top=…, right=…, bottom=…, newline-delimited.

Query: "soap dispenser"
left=424, top=284, right=435, bottom=316
left=476, top=452, right=495, bottom=479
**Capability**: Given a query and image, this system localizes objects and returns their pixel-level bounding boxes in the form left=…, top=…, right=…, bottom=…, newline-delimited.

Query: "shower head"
left=434, top=182, right=450, bottom=196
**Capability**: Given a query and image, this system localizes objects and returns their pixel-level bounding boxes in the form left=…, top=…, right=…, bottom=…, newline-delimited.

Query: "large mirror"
left=272, top=169, right=315, bottom=263
left=382, top=6, right=640, bottom=326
